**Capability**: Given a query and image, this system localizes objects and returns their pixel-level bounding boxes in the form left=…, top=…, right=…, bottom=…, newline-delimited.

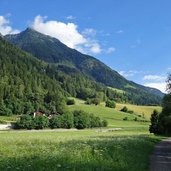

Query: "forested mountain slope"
left=4, top=28, right=164, bottom=105
left=0, top=37, right=105, bottom=115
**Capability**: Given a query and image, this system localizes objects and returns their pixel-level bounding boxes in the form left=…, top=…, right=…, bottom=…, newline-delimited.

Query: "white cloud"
left=105, top=47, right=116, bottom=54
left=143, top=75, right=166, bottom=82
left=144, top=82, right=166, bottom=93
left=65, top=15, right=75, bottom=20
left=119, top=70, right=139, bottom=77
left=90, top=43, right=101, bottom=53
left=82, top=28, right=97, bottom=37
left=142, top=74, right=167, bottom=93
left=31, top=15, right=86, bottom=49
left=0, top=15, right=20, bottom=35
left=31, top=15, right=102, bottom=54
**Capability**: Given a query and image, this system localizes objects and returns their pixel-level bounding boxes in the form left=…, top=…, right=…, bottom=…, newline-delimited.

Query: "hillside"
left=0, top=37, right=106, bottom=115
left=5, top=28, right=163, bottom=105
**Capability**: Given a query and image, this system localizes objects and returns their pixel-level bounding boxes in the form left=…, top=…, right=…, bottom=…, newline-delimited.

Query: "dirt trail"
left=150, top=138, right=171, bottom=171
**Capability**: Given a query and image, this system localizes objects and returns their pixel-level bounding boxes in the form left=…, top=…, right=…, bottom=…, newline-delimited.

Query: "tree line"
left=150, top=74, right=171, bottom=135
left=15, top=110, right=108, bottom=129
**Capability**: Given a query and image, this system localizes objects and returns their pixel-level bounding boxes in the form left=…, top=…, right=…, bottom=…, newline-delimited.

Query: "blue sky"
left=0, top=0, right=171, bottom=92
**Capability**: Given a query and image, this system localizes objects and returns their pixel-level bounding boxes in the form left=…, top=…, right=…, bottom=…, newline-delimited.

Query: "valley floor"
left=0, top=129, right=162, bottom=171
left=0, top=99, right=163, bottom=170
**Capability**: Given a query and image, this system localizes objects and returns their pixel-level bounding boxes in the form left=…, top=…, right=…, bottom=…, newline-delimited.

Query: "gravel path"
left=0, top=124, right=11, bottom=130
left=150, top=138, right=171, bottom=171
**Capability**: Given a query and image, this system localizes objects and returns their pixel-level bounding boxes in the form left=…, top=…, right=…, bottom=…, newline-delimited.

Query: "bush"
left=120, top=106, right=128, bottom=113
left=89, top=114, right=102, bottom=127
left=15, top=111, right=105, bottom=130
left=105, top=100, right=116, bottom=108
left=34, top=116, right=49, bottom=129
left=102, top=120, right=108, bottom=127
left=134, top=117, right=138, bottom=121
left=85, top=98, right=91, bottom=105
left=73, top=110, right=91, bottom=129
left=73, top=110, right=105, bottom=129
left=49, top=115, right=63, bottom=129
left=61, top=112, right=74, bottom=128
left=127, top=110, right=134, bottom=114
left=85, top=98, right=100, bottom=105
left=66, top=99, right=75, bottom=105
left=123, top=117, right=128, bottom=121
left=15, top=115, right=34, bottom=129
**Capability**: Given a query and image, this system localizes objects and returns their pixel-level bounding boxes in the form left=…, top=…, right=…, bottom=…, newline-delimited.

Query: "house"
left=30, top=111, right=46, bottom=118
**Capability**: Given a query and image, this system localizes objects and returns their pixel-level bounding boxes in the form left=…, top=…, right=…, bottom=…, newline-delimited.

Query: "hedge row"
left=15, top=110, right=108, bottom=129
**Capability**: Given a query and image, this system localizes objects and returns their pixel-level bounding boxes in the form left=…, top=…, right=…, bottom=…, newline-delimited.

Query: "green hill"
left=0, top=37, right=106, bottom=115
left=5, top=28, right=163, bottom=105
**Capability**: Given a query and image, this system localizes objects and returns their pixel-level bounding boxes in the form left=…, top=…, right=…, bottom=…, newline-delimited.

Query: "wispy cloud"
left=143, top=74, right=167, bottom=93
left=143, top=75, right=166, bottom=82
left=0, top=15, right=20, bottom=35
left=119, top=70, right=139, bottom=77
left=82, top=28, right=97, bottom=37
left=105, top=47, right=116, bottom=54
left=144, top=82, right=166, bottom=93
left=65, top=15, right=75, bottom=20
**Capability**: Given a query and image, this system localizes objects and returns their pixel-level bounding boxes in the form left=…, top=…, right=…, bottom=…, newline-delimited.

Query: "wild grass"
left=115, top=103, right=162, bottom=120
left=0, top=130, right=162, bottom=171
left=68, top=98, right=151, bottom=129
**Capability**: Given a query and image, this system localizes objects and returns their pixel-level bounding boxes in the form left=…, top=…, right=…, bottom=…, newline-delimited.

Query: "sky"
left=0, top=0, right=171, bottom=93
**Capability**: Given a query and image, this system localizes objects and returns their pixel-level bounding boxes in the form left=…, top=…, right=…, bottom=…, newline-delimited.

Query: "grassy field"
left=68, top=98, right=161, bottom=129
left=0, top=98, right=163, bottom=170
left=115, top=103, right=162, bottom=120
left=0, top=130, right=162, bottom=171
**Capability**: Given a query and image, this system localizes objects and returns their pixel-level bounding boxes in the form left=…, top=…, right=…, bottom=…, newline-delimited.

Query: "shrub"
left=73, top=110, right=107, bottom=129
left=85, top=98, right=100, bottom=105
left=15, top=115, right=34, bottom=129
left=49, top=115, right=63, bottom=129
left=61, top=112, right=74, bottom=128
left=123, top=117, right=128, bottom=121
left=102, top=120, right=108, bottom=127
left=134, top=117, right=138, bottom=121
left=73, top=110, right=91, bottom=129
left=34, top=116, right=49, bottom=129
left=105, top=100, right=116, bottom=108
left=66, top=99, right=75, bottom=105
left=91, top=98, right=100, bottom=105
left=127, top=110, right=134, bottom=114
left=120, top=106, right=128, bottom=113
left=89, top=114, right=102, bottom=127
left=85, top=98, right=91, bottom=105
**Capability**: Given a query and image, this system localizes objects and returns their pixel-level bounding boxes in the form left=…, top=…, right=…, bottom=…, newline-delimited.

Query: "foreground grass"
left=0, top=130, right=162, bottom=171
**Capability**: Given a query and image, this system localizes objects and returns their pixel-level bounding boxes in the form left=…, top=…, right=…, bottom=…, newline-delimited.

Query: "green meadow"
left=0, top=130, right=162, bottom=171
left=0, top=98, right=163, bottom=171
left=68, top=98, right=161, bottom=128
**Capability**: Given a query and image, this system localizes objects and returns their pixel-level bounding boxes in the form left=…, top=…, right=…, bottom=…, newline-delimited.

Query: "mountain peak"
left=4, top=28, right=164, bottom=104
left=25, top=27, right=36, bottom=32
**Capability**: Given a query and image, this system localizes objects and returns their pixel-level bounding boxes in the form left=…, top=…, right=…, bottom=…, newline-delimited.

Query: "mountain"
left=0, top=36, right=107, bottom=115
left=5, top=28, right=164, bottom=105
